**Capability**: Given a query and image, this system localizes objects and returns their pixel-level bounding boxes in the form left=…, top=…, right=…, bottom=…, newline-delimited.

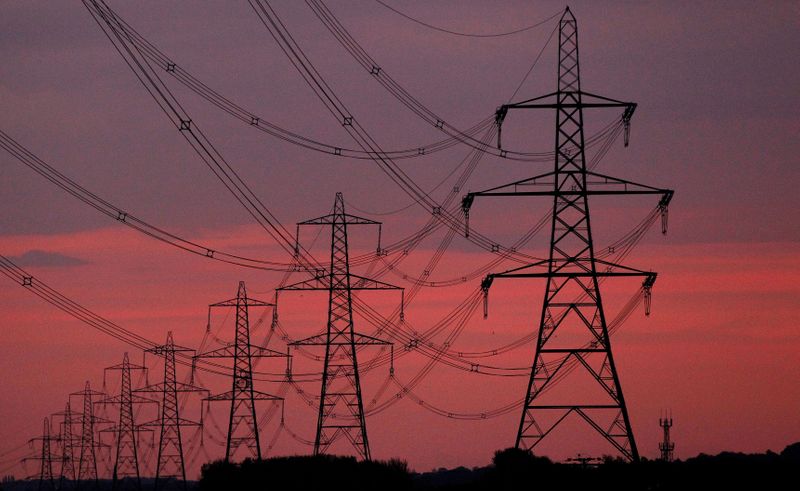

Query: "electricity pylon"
left=24, top=417, right=57, bottom=491
left=101, top=353, right=153, bottom=491
left=53, top=402, right=79, bottom=489
left=659, top=413, right=674, bottom=462
left=70, top=381, right=108, bottom=485
left=277, top=192, right=403, bottom=461
left=137, top=332, right=205, bottom=491
left=195, top=281, right=285, bottom=462
left=463, top=7, right=673, bottom=461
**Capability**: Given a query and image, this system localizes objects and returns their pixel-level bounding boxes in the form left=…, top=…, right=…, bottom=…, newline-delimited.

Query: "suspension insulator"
left=624, top=120, right=631, bottom=147
left=644, top=287, right=652, bottom=316
left=660, top=205, right=669, bottom=235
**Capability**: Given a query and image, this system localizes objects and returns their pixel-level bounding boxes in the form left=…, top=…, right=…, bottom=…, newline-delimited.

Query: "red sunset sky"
left=1, top=0, right=798, bottom=478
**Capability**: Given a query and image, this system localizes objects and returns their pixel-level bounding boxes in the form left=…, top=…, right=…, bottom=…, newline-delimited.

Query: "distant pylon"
left=277, top=192, right=403, bottom=460
left=53, top=401, right=79, bottom=488
left=463, top=7, right=673, bottom=461
left=659, top=413, right=674, bottom=462
left=24, top=417, right=57, bottom=491
left=71, top=381, right=106, bottom=484
left=195, top=281, right=286, bottom=462
left=137, top=332, right=205, bottom=491
left=101, top=353, right=152, bottom=491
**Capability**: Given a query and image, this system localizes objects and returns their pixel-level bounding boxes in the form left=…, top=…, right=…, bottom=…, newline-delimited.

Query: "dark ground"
left=4, top=442, right=798, bottom=491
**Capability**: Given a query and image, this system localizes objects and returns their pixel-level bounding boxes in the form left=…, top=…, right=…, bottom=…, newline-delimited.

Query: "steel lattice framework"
left=195, top=282, right=285, bottom=462
left=25, top=418, right=57, bottom=491
left=53, top=402, right=78, bottom=488
left=101, top=353, right=152, bottom=491
left=137, top=332, right=205, bottom=491
left=463, top=7, right=673, bottom=461
left=278, top=192, right=402, bottom=461
left=659, top=414, right=675, bottom=462
left=71, top=381, right=107, bottom=484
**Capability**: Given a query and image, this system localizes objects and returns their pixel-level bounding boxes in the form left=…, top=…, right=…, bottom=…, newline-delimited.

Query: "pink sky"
left=1, top=0, right=799, bottom=477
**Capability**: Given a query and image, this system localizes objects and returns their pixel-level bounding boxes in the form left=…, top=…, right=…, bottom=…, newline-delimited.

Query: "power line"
left=374, top=0, right=561, bottom=38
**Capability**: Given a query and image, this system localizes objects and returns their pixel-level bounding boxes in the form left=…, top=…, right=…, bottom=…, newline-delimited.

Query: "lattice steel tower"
left=53, top=401, right=78, bottom=488
left=138, top=332, right=205, bottom=491
left=102, top=353, right=151, bottom=491
left=195, top=282, right=285, bottom=462
left=25, top=417, right=57, bottom=491
left=71, top=381, right=106, bottom=484
left=463, top=7, right=673, bottom=461
left=278, top=192, right=402, bottom=460
left=659, top=413, right=674, bottom=462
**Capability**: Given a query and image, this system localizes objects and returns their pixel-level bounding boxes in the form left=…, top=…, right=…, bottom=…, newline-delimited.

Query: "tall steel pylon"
left=659, top=413, right=674, bottom=462
left=71, top=381, right=107, bottom=485
left=53, top=402, right=79, bottom=488
left=277, top=192, right=402, bottom=461
left=101, top=353, right=152, bottom=491
left=463, top=7, right=673, bottom=461
left=195, top=281, right=285, bottom=462
left=138, top=332, right=205, bottom=491
left=25, top=417, right=57, bottom=491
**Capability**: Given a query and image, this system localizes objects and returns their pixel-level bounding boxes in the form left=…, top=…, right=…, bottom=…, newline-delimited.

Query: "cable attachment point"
left=622, top=104, right=636, bottom=147
left=481, top=275, right=494, bottom=319
left=495, top=105, right=509, bottom=149
left=658, top=191, right=673, bottom=235
left=461, top=193, right=474, bottom=238
left=179, top=119, right=191, bottom=131
left=642, top=274, right=656, bottom=316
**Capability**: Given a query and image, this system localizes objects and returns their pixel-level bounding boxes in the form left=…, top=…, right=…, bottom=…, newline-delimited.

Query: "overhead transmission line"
left=249, top=0, right=552, bottom=260
left=374, top=0, right=561, bottom=38
left=304, top=0, right=561, bottom=161
left=0, top=254, right=318, bottom=383
left=83, top=0, right=321, bottom=276
left=0, top=130, right=296, bottom=272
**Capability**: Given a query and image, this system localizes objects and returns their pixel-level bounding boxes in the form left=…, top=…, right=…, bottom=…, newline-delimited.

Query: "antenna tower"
left=463, top=7, right=673, bottom=461
left=277, top=192, right=402, bottom=461
left=659, top=413, right=674, bottom=462
left=138, top=332, right=206, bottom=491
left=195, top=281, right=285, bottom=462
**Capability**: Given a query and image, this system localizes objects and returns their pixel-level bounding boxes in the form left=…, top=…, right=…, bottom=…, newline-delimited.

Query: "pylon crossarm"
left=97, top=394, right=158, bottom=406
left=299, top=213, right=380, bottom=226
left=289, top=332, right=328, bottom=346
left=501, top=91, right=634, bottom=110
left=194, top=345, right=236, bottom=358
left=133, top=381, right=208, bottom=394
left=352, top=332, right=392, bottom=345
left=349, top=274, right=402, bottom=291
left=277, top=276, right=329, bottom=291
left=139, top=417, right=202, bottom=428
left=210, top=298, right=274, bottom=308
left=205, top=390, right=282, bottom=402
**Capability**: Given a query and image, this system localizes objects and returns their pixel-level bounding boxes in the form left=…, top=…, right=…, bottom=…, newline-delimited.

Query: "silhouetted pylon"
left=24, top=417, right=57, bottom=491
left=70, top=381, right=107, bottom=484
left=137, top=332, right=205, bottom=491
left=101, top=353, right=153, bottom=491
left=195, top=282, right=286, bottom=462
left=53, top=401, right=79, bottom=488
left=277, top=192, right=403, bottom=460
left=463, top=7, right=673, bottom=461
